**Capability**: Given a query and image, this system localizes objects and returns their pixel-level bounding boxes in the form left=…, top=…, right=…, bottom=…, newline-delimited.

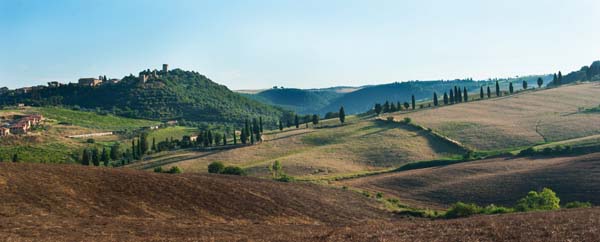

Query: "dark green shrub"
left=564, top=201, right=592, bottom=209
left=207, top=161, right=225, bottom=174
left=444, top=202, right=482, bottom=218
left=221, top=166, right=245, bottom=176
left=403, top=117, right=412, bottom=124
left=376, top=192, right=384, bottom=199
left=153, top=167, right=163, bottom=173
left=86, top=138, right=95, bottom=144
left=518, top=147, right=536, bottom=156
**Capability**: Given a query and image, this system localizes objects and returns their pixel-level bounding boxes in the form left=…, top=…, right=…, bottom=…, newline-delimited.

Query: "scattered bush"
left=515, top=188, right=560, bottom=212
left=376, top=192, right=384, bottom=199
left=153, top=167, right=163, bottom=173
left=481, top=204, right=513, bottom=214
left=444, top=202, right=482, bottom=218
left=221, top=166, right=245, bottom=176
left=564, top=201, right=592, bottom=209
left=362, top=190, right=371, bottom=198
left=274, top=174, right=295, bottom=182
left=167, top=166, right=182, bottom=174
left=207, top=161, right=225, bottom=174
left=403, top=117, right=412, bottom=124
left=86, top=138, right=95, bottom=144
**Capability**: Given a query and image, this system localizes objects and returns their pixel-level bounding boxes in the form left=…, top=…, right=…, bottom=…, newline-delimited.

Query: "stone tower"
left=162, top=64, right=169, bottom=73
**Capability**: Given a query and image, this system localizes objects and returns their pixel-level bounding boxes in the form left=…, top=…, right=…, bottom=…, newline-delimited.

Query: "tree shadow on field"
left=139, top=150, right=226, bottom=170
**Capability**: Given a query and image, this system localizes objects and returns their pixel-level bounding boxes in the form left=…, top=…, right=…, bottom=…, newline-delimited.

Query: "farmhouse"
left=1, top=114, right=44, bottom=136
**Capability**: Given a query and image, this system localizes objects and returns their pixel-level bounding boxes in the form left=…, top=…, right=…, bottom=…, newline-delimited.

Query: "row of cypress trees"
left=278, top=107, right=346, bottom=130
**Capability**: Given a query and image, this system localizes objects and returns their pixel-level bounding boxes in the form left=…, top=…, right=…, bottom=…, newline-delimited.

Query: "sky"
left=1, top=0, right=600, bottom=90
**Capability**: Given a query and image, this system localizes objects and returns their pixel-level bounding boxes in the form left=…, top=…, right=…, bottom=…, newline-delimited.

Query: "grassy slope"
left=390, top=82, right=600, bottom=151
left=0, top=106, right=160, bottom=162
left=131, top=116, right=464, bottom=179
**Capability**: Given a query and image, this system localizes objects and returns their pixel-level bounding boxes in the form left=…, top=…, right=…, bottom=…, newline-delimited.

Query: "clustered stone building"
left=0, top=114, right=44, bottom=137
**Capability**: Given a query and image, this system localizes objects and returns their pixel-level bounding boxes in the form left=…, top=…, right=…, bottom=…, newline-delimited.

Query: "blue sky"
left=1, top=0, right=599, bottom=89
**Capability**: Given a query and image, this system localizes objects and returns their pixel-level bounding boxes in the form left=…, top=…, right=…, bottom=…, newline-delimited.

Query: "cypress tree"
left=449, top=89, right=454, bottom=104
left=233, top=130, right=238, bottom=144
left=454, top=86, right=459, bottom=103
left=509, top=82, right=514, bottom=94
left=131, top=139, right=136, bottom=160
left=397, top=101, right=402, bottom=111
left=480, top=86, right=484, bottom=99
left=208, top=130, right=213, bottom=146
left=92, top=148, right=100, bottom=166
left=82, top=149, right=90, bottom=166
left=12, top=154, right=18, bottom=163
left=244, top=119, right=250, bottom=140
left=312, top=114, right=319, bottom=125
left=411, top=95, right=415, bottom=110
left=463, top=87, right=468, bottom=102
left=252, top=118, right=259, bottom=136
left=152, top=137, right=156, bottom=151
left=495, top=81, right=500, bottom=96
left=259, top=117, right=263, bottom=133
left=208, top=131, right=214, bottom=146
left=250, top=130, right=255, bottom=144
left=553, top=73, right=557, bottom=85
left=390, top=102, right=396, bottom=112
left=383, top=101, right=390, bottom=113
left=223, top=135, right=227, bottom=146
left=140, top=133, right=148, bottom=154
left=374, top=103, right=382, bottom=115
left=522, top=80, right=527, bottom=90
left=558, top=71, right=562, bottom=85
left=339, top=106, right=345, bottom=124
left=433, top=92, right=438, bottom=106
left=487, top=86, right=491, bottom=98
left=537, top=77, right=543, bottom=88
left=101, top=147, right=109, bottom=166
left=110, top=143, right=120, bottom=160
left=443, top=92, right=448, bottom=105
left=294, top=115, right=299, bottom=128
left=279, top=120, right=283, bottom=131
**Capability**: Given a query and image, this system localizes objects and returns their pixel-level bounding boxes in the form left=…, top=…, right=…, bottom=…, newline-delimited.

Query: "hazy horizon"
left=1, top=0, right=599, bottom=89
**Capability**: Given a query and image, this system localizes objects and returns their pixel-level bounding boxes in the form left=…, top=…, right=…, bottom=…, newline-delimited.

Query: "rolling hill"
left=0, top=68, right=294, bottom=127
left=1, top=162, right=599, bottom=241
left=242, top=87, right=343, bottom=114
left=244, top=76, right=551, bottom=115
left=390, top=82, right=600, bottom=151
left=338, top=153, right=600, bottom=209
left=127, top=117, right=465, bottom=179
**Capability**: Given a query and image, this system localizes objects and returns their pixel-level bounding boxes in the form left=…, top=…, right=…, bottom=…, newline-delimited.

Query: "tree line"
left=373, top=78, right=549, bottom=114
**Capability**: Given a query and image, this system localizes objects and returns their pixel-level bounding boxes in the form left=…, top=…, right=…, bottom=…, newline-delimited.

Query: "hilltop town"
left=0, top=64, right=170, bottom=94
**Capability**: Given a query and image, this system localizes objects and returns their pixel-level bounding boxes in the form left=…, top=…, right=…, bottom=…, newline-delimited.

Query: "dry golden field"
left=133, top=119, right=464, bottom=179
left=391, top=83, right=600, bottom=151
left=338, top=152, right=600, bottom=209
